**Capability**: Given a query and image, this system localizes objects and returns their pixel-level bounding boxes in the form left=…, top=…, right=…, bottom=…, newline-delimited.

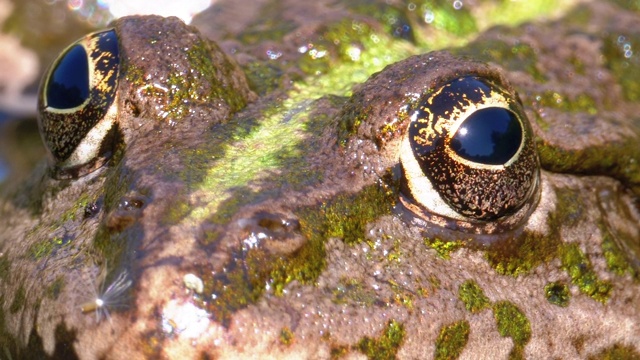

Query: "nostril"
left=239, top=212, right=304, bottom=255
left=84, top=198, right=103, bottom=219
left=118, top=197, right=144, bottom=211
left=256, top=214, right=301, bottom=235
left=106, top=195, right=146, bottom=232
left=126, top=99, right=141, bottom=117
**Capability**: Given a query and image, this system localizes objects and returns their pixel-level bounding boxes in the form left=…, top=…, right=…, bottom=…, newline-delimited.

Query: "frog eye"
left=399, top=75, right=539, bottom=224
left=38, top=29, right=120, bottom=179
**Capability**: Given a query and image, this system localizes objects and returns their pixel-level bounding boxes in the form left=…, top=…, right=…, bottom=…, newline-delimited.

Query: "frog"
left=1, top=0, right=640, bottom=359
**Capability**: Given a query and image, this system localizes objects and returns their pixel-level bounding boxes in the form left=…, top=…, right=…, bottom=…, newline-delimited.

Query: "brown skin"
left=1, top=1, right=639, bottom=359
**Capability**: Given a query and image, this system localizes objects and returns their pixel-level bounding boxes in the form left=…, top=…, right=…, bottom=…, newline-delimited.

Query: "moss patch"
left=587, top=343, right=640, bottom=360
left=544, top=282, right=570, bottom=307
left=357, top=320, right=405, bottom=360
left=533, top=91, right=598, bottom=114
left=269, top=182, right=395, bottom=294
left=484, top=229, right=561, bottom=277
left=484, top=186, right=586, bottom=277
left=279, top=327, right=294, bottom=346
left=59, top=192, right=91, bottom=223
left=201, top=246, right=274, bottom=326
left=535, top=138, right=640, bottom=197
left=600, top=223, right=639, bottom=279
left=434, top=320, right=470, bottom=360
left=458, top=280, right=491, bottom=313
left=493, top=301, right=531, bottom=359
left=195, top=182, right=396, bottom=323
left=126, top=36, right=250, bottom=123
left=561, top=243, right=612, bottom=304
left=28, top=236, right=67, bottom=261
left=425, top=238, right=466, bottom=260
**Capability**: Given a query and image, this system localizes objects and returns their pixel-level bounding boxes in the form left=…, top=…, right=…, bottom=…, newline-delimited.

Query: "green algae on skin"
left=561, top=243, right=612, bottom=304
left=182, top=1, right=574, bottom=227
left=59, top=192, right=92, bottom=223
left=194, top=182, right=396, bottom=319
left=534, top=125, right=640, bottom=198
left=198, top=246, right=275, bottom=326
left=533, top=91, right=599, bottom=114
left=425, top=238, right=466, bottom=260
left=279, top=327, right=294, bottom=346
left=544, top=282, right=570, bottom=307
left=484, top=229, right=561, bottom=277
left=458, top=280, right=490, bottom=313
left=125, top=37, right=249, bottom=123
left=434, top=320, right=470, bottom=360
left=587, top=343, right=640, bottom=360
left=28, top=236, right=67, bottom=260
left=600, top=223, right=639, bottom=279
left=483, top=186, right=587, bottom=278
left=357, top=320, right=405, bottom=360
left=493, top=301, right=531, bottom=359
left=270, top=182, right=395, bottom=294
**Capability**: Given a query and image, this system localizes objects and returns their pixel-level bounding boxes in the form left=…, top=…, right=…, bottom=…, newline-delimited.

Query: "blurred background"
left=0, top=0, right=213, bottom=189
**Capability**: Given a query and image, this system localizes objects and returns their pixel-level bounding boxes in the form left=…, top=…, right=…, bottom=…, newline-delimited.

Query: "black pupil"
left=450, top=107, right=522, bottom=165
left=46, top=44, right=89, bottom=109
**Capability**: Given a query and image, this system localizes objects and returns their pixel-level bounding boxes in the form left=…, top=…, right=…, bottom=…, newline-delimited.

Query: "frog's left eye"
left=38, top=29, right=120, bottom=179
left=400, top=75, right=539, bottom=226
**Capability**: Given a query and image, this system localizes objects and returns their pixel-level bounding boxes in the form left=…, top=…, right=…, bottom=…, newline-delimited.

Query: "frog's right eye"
left=399, top=75, right=540, bottom=231
left=38, top=29, right=120, bottom=179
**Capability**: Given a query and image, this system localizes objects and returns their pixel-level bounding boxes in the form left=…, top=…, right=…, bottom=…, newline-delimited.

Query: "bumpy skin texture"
left=1, top=1, right=640, bottom=359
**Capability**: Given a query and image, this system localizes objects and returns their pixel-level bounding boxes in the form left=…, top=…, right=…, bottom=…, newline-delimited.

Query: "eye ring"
left=400, top=74, right=540, bottom=232
left=38, top=28, right=120, bottom=179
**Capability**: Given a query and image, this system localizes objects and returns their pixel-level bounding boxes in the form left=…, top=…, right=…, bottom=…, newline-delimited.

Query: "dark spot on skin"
left=544, top=282, right=570, bottom=307
left=118, top=197, right=145, bottom=211
left=84, top=198, right=103, bottom=219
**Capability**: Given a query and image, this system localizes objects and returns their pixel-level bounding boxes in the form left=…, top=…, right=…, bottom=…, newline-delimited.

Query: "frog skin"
left=1, top=1, right=640, bottom=359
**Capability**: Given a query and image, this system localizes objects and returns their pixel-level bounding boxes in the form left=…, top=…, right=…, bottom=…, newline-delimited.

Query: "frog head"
left=1, top=4, right=640, bottom=358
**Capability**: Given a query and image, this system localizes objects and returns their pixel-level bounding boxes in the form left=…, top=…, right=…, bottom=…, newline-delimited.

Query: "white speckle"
left=161, top=300, right=210, bottom=338
left=183, top=273, right=204, bottom=294
left=424, top=10, right=435, bottom=24
left=346, top=46, right=361, bottom=61
left=267, top=49, right=282, bottom=60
